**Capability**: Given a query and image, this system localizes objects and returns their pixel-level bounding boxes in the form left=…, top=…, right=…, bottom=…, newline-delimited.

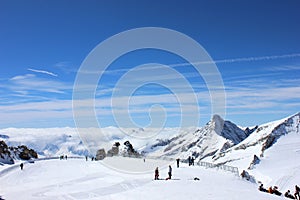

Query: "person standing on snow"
left=191, top=157, right=195, bottom=166
left=168, top=165, right=172, bottom=180
left=295, top=185, right=300, bottom=200
left=188, top=156, right=191, bottom=166
left=154, top=167, right=159, bottom=180
left=20, top=163, right=24, bottom=170
left=176, top=158, right=180, bottom=168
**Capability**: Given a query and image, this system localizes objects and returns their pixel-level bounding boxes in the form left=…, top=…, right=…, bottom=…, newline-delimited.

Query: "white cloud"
left=266, top=65, right=300, bottom=71
left=28, top=68, right=58, bottom=77
left=9, top=73, right=71, bottom=94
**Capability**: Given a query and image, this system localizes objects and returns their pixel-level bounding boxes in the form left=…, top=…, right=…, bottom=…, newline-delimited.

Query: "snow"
left=1, top=113, right=300, bottom=199
left=210, top=114, right=300, bottom=190
left=252, top=128, right=300, bottom=191
left=0, top=157, right=282, bottom=200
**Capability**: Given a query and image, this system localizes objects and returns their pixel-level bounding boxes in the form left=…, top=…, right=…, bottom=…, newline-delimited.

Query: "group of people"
left=154, top=165, right=172, bottom=180
left=85, top=156, right=96, bottom=161
left=259, top=184, right=300, bottom=199
left=155, top=156, right=196, bottom=180
left=59, top=155, right=68, bottom=160
left=188, top=156, right=195, bottom=166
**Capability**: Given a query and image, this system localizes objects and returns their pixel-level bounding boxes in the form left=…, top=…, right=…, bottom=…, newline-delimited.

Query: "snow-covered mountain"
left=0, top=112, right=299, bottom=188
left=145, top=114, right=250, bottom=162
left=145, top=112, right=300, bottom=184
left=204, top=113, right=299, bottom=165
left=207, top=112, right=300, bottom=187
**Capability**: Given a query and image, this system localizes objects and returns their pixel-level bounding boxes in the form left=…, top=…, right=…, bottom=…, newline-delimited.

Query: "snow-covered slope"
left=0, top=158, right=281, bottom=200
left=207, top=113, right=300, bottom=168
left=208, top=113, right=300, bottom=187
left=1, top=112, right=300, bottom=191
left=145, top=114, right=249, bottom=163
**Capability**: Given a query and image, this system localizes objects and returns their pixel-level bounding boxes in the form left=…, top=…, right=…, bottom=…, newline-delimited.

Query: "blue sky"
left=0, top=0, right=300, bottom=128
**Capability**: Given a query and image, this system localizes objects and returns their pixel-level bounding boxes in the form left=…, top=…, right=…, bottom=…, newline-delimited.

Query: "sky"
left=0, top=0, right=300, bottom=128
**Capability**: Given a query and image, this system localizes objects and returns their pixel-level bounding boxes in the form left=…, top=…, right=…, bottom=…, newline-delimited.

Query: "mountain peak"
left=211, top=114, right=225, bottom=135
left=209, top=114, right=249, bottom=145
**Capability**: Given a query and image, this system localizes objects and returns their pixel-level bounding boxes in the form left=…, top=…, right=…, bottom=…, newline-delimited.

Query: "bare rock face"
left=0, top=140, right=14, bottom=164
left=241, top=170, right=256, bottom=183
left=123, top=141, right=140, bottom=157
left=107, top=142, right=120, bottom=157
left=248, top=155, right=260, bottom=170
left=0, top=140, right=38, bottom=164
left=96, top=148, right=106, bottom=160
left=17, top=145, right=38, bottom=160
left=212, top=114, right=249, bottom=145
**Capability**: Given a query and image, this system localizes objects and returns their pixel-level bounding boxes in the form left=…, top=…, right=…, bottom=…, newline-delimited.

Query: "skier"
left=176, top=158, right=180, bottom=168
left=167, top=165, right=172, bottom=180
left=154, top=167, right=159, bottom=180
left=85, top=156, right=88, bottom=161
left=20, top=163, right=24, bottom=170
left=295, top=185, right=300, bottom=200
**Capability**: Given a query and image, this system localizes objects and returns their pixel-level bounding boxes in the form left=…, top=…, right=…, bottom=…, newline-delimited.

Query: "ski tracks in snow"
left=275, top=166, right=300, bottom=190
left=32, top=178, right=149, bottom=199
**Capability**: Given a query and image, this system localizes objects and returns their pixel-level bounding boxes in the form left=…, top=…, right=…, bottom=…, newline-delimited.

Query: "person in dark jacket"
left=188, top=156, right=191, bottom=166
left=285, top=190, right=295, bottom=199
left=167, top=165, right=172, bottom=180
left=154, top=167, right=159, bottom=180
left=295, top=185, right=300, bottom=200
left=176, top=158, right=180, bottom=168
left=191, top=157, right=195, bottom=165
left=273, top=186, right=282, bottom=196
left=258, top=184, right=268, bottom=192
left=20, top=163, right=24, bottom=170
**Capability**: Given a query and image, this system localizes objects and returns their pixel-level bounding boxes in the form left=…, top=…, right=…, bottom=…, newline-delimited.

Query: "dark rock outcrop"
left=0, top=140, right=38, bottom=164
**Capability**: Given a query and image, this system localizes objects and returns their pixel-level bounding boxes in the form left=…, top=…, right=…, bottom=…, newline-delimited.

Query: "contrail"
left=171, top=53, right=300, bottom=67
left=85, top=53, right=300, bottom=74
left=28, top=68, right=58, bottom=77
left=212, top=53, right=300, bottom=64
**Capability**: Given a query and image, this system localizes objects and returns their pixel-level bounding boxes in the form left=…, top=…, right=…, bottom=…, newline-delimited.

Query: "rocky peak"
left=209, top=114, right=249, bottom=144
left=211, top=114, right=225, bottom=135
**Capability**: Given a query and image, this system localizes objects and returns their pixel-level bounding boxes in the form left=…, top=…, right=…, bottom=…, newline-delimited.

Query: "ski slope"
left=0, top=157, right=281, bottom=200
